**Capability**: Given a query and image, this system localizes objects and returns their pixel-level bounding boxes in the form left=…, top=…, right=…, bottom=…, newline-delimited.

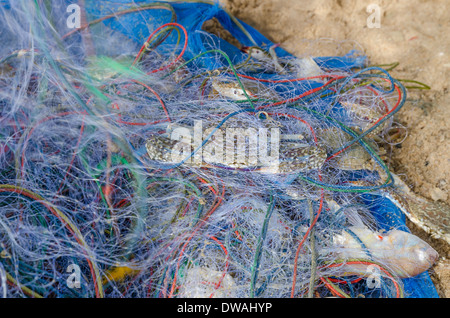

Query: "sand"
left=214, top=0, right=449, bottom=297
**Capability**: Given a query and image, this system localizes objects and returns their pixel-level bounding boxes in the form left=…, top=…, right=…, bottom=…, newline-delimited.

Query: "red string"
left=132, top=22, right=188, bottom=76
left=256, top=77, right=344, bottom=110
left=20, top=111, right=87, bottom=179
left=207, top=235, right=229, bottom=298
left=322, top=260, right=402, bottom=298
left=130, top=79, right=171, bottom=123
left=168, top=176, right=226, bottom=298
left=230, top=72, right=345, bottom=83
left=265, top=112, right=318, bottom=143
left=324, top=81, right=402, bottom=165
left=0, top=186, right=101, bottom=298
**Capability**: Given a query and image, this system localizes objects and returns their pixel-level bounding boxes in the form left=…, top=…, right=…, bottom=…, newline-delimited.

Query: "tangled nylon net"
left=0, top=1, right=437, bottom=298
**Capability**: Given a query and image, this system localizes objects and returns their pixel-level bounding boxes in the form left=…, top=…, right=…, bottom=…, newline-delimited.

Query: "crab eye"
left=233, top=90, right=237, bottom=95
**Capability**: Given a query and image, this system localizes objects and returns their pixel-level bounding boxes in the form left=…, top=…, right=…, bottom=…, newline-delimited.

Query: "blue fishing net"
left=0, top=0, right=439, bottom=298
left=87, top=0, right=438, bottom=297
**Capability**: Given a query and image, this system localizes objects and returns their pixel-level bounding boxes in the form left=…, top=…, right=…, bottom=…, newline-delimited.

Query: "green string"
left=249, top=193, right=275, bottom=297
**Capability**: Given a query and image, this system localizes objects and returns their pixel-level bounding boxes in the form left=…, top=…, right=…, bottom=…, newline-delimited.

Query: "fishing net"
left=0, top=0, right=439, bottom=298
